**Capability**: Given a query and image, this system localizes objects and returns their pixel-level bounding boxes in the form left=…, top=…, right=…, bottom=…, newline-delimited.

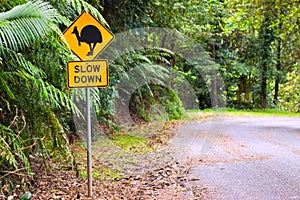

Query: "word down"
left=67, top=60, right=108, bottom=88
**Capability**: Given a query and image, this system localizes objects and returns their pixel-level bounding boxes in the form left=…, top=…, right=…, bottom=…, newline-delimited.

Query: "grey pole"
left=86, top=87, right=92, bottom=197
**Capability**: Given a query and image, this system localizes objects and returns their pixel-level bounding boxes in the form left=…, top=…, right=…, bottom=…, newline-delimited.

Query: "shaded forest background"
left=0, top=0, right=299, bottom=192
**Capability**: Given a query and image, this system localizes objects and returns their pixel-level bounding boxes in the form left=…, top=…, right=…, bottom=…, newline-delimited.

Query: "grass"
left=111, top=134, right=152, bottom=153
left=79, top=167, right=121, bottom=179
left=186, top=108, right=300, bottom=118
left=73, top=144, right=122, bottom=179
left=225, top=108, right=300, bottom=117
left=73, top=127, right=156, bottom=179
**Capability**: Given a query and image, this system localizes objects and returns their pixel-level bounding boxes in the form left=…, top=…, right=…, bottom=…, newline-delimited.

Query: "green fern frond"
left=0, top=1, right=58, bottom=21
left=0, top=72, right=15, bottom=99
left=132, top=54, right=152, bottom=64
left=144, top=47, right=175, bottom=65
left=151, top=47, right=175, bottom=56
left=0, top=46, right=45, bottom=77
left=0, top=124, right=30, bottom=172
left=40, top=80, right=82, bottom=117
left=0, top=1, right=61, bottom=52
left=141, top=64, right=169, bottom=86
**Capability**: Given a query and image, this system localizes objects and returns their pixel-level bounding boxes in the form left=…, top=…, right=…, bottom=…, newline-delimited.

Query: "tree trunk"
left=244, top=77, right=251, bottom=102
left=210, top=43, right=218, bottom=108
left=273, top=13, right=283, bottom=106
left=211, top=70, right=218, bottom=108
left=259, top=14, right=273, bottom=109
left=237, top=81, right=242, bottom=106
left=273, top=78, right=279, bottom=105
left=273, top=41, right=281, bottom=105
left=260, top=69, right=267, bottom=108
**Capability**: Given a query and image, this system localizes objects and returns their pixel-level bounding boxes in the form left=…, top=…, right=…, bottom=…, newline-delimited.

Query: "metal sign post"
left=86, top=87, right=92, bottom=197
left=62, top=11, right=114, bottom=198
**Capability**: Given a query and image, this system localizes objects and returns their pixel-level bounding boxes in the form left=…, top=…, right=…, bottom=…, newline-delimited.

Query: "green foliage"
left=99, top=0, right=151, bottom=32
left=112, top=134, right=151, bottom=153
left=0, top=124, right=30, bottom=173
left=49, top=0, right=107, bottom=27
left=20, top=192, right=32, bottom=200
left=131, top=84, right=184, bottom=122
left=223, top=0, right=300, bottom=108
left=0, top=1, right=61, bottom=52
left=108, top=46, right=184, bottom=122
left=278, top=70, right=300, bottom=112
left=0, top=0, right=110, bottom=179
left=0, top=1, right=82, bottom=182
left=1, top=1, right=299, bottom=196
left=0, top=0, right=27, bottom=13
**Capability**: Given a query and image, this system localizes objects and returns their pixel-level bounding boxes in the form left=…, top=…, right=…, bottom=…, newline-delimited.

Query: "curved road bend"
left=175, top=117, right=300, bottom=200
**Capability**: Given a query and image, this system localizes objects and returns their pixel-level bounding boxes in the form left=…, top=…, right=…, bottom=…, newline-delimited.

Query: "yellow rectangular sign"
left=67, top=60, right=108, bottom=88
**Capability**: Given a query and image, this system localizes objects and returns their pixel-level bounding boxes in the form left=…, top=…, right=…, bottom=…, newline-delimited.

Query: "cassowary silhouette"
left=72, top=25, right=102, bottom=56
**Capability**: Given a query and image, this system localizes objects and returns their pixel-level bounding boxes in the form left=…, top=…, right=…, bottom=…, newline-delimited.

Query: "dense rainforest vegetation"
left=0, top=0, right=299, bottom=193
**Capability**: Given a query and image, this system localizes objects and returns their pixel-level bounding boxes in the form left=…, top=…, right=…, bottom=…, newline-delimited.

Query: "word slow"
left=73, top=64, right=102, bottom=83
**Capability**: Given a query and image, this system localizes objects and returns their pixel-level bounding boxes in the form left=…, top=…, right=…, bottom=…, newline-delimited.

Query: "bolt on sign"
left=67, top=60, right=108, bottom=88
left=63, top=11, right=114, bottom=61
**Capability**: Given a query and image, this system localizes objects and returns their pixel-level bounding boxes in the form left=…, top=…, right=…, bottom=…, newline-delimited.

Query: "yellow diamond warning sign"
left=63, top=11, right=114, bottom=60
left=67, top=60, right=108, bottom=88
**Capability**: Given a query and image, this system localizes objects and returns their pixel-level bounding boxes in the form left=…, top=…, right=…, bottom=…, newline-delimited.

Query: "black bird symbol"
left=72, top=25, right=102, bottom=56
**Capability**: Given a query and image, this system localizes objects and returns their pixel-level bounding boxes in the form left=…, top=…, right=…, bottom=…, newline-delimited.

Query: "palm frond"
left=0, top=1, right=61, bottom=52
left=144, top=47, right=175, bottom=65
left=0, top=46, right=81, bottom=118
left=40, top=81, right=81, bottom=117
left=1, top=47, right=45, bottom=77
left=0, top=72, right=15, bottom=99
left=132, top=54, right=152, bottom=64
left=0, top=1, right=58, bottom=21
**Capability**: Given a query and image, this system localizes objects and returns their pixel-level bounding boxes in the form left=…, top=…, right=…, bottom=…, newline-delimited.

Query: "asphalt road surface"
left=177, top=116, right=300, bottom=200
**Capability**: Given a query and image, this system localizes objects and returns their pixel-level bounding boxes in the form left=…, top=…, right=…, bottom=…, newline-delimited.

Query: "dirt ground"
left=2, top=120, right=211, bottom=200
left=30, top=160, right=210, bottom=199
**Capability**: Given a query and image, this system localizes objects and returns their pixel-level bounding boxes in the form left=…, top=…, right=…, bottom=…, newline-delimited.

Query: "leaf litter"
left=2, top=120, right=211, bottom=199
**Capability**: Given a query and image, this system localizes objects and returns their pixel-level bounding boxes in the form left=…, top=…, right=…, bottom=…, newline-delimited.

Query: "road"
left=173, top=116, right=300, bottom=200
